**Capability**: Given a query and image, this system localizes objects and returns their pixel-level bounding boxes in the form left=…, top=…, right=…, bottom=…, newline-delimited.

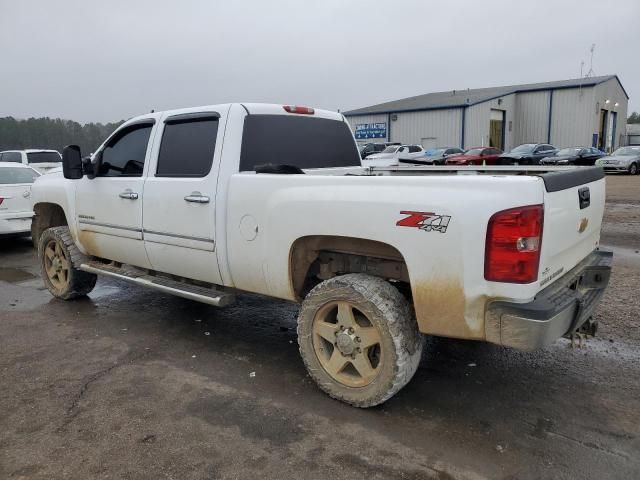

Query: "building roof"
left=345, top=75, right=628, bottom=116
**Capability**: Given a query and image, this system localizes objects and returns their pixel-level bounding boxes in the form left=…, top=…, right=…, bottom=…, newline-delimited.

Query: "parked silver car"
left=595, top=146, right=640, bottom=175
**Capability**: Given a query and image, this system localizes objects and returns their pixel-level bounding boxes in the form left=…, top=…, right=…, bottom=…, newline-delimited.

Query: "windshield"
left=27, top=151, right=62, bottom=164
left=381, top=146, right=399, bottom=153
left=425, top=148, right=445, bottom=157
left=612, top=147, right=640, bottom=156
left=510, top=144, right=536, bottom=154
left=0, top=167, right=40, bottom=184
left=464, top=148, right=484, bottom=156
left=557, top=148, right=582, bottom=156
left=239, top=115, right=360, bottom=171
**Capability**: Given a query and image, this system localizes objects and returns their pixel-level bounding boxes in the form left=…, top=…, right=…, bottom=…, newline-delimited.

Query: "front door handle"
left=119, top=191, right=139, bottom=200
left=184, top=192, right=210, bottom=204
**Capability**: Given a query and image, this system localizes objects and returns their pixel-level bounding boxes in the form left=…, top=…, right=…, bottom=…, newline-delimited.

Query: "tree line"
left=628, top=112, right=640, bottom=124
left=0, top=117, right=124, bottom=154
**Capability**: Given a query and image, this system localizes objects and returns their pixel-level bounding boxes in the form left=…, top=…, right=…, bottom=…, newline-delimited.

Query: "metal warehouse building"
left=344, top=75, right=629, bottom=153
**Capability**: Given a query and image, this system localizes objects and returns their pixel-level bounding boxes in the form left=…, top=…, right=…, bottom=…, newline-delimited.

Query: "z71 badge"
left=396, top=211, right=451, bottom=233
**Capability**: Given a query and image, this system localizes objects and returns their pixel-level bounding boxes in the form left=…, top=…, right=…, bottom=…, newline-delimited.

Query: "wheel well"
left=31, top=203, right=68, bottom=246
left=289, top=236, right=410, bottom=299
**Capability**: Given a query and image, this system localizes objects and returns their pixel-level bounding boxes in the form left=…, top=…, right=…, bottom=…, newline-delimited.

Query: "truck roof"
left=0, top=161, right=37, bottom=169
left=0, top=149, right=60, bottom=154
left=124, top=103, right=344, bottom=126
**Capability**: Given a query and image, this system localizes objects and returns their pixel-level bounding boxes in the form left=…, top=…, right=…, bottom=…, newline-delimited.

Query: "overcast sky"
left=1, top=0, right=638, bottom=123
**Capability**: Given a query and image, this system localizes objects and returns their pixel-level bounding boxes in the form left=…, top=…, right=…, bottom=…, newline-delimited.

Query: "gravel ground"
left=0, top=175, right=638, bottom=480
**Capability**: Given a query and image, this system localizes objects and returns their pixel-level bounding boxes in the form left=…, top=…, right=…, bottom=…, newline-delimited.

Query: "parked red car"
left=445, top=147, right=503, bottom=165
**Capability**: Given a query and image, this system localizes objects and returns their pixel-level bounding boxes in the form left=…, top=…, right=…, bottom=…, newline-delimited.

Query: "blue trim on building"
left=547, top=90, right=554, bottom=144
left=461, top=107, right=466, bottom=149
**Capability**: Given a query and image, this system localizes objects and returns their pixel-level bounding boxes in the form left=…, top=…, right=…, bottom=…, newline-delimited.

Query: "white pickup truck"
left=30, top=103, right=612, bottom=407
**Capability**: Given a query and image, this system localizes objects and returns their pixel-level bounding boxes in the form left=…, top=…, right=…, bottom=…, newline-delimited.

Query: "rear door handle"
left=119, top=191, right=139, bottom=200
left=184, top=192, right=210, bottom=204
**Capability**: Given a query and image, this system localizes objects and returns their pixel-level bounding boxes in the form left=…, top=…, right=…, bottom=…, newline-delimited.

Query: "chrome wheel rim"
left=312, top=301, right=383, bottom=387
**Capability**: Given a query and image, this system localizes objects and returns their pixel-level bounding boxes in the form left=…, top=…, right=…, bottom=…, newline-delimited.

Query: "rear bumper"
left=601, top=166, right=628, bottom=173
left=485, top=249, right=612, bottom=351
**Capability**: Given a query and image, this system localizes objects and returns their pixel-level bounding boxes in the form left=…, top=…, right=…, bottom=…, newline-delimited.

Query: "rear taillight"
left=0, top=198, right=4, bottom=206
left=485, top=204, right=544, bottom=283
left=283, top=105, right=314, bottom=115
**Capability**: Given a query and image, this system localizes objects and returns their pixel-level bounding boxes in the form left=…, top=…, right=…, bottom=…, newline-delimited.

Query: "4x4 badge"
left=396, top=211, right=451, bottom=233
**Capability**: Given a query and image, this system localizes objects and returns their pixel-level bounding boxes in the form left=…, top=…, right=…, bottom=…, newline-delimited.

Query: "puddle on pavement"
left=0, top=267, right=36, bottom=283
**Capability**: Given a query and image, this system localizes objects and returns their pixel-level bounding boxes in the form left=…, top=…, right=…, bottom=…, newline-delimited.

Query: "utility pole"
left=586, top=44, right=596, bottom=78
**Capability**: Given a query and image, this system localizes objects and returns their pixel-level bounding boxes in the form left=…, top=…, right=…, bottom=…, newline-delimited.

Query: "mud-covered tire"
left=38, top=226, right=97, bottom=300
left=297, top=274, right=424, bottom=408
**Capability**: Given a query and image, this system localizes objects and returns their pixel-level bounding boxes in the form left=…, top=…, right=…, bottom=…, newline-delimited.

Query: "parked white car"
left=30, top=103, right=611, bottom=407
left=0, top=162, right=40, bottom=237
left=0, top=149, right=62, bottom=174
left=362, top=144, right=424, bottom=167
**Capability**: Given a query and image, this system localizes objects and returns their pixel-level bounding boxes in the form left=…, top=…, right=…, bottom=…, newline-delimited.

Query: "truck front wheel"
left=38, top=226, right=97, bottom=300
left=297, top=274, right=423, bottom=407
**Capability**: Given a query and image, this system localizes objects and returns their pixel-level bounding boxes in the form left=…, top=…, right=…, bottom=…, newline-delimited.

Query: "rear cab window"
left=1, top=152, right=23, bottom=163
left=239, top=115, right=360, bottom=171
left=27, top=152, right=61, bottom=164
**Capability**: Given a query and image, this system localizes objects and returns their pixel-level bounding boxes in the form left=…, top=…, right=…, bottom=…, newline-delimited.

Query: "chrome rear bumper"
left=485, top=249, right=612, bottom=351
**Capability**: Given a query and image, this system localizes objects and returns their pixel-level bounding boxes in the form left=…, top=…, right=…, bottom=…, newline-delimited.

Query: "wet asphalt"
left=1, top=233, right=639, bottom=480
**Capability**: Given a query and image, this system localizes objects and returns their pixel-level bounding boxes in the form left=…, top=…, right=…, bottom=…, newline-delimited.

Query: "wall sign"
left=355, top=122, right=387, bottom=139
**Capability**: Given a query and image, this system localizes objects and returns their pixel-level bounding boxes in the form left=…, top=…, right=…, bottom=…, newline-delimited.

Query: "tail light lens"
left=0, top=198, right=4, bottom=206
left=283, top=105, right=314, bottom=115
left=485, top=204, right=544, bottom=283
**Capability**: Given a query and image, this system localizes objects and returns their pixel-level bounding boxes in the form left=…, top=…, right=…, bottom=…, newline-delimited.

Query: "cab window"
left=156, top=114, right=219, bottom=177
left=1, top=152, right=22, bottom=163
left=98, top=123, right=153, bottom=177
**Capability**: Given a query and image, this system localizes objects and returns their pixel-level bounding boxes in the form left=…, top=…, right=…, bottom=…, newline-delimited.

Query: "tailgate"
left=537, top=168, right=605, bottom=287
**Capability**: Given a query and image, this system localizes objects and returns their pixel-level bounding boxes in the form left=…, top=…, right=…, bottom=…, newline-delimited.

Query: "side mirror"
left=62, top=145, right=83, bottom=179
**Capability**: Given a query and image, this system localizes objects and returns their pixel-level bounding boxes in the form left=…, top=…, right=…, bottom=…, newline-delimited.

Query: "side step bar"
left=79, top=262, right=235, bottom=307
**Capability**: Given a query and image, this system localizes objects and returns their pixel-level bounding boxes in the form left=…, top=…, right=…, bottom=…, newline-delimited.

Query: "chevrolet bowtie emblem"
left=578, top=218, right=589, bottom=233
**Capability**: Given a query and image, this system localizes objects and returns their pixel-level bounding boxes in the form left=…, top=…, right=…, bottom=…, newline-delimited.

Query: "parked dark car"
left=539, top=147, right=605, bottom=166
left=499, top=143, right=557, bottom=165
left=418, top=147, right=465, bottom=165
left=445, top=147, right=503, bottom=165
left=359, top=142, right=401, bottom=159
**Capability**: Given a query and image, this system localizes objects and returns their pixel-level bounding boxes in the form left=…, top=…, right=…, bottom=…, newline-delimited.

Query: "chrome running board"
left=80, top=261, right=235, bottom=307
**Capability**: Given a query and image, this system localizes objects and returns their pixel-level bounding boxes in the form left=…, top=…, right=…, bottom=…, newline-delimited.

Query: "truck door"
left=142, top=111, right=224, bottom=285
left=75, top=120, right=155, bottom=268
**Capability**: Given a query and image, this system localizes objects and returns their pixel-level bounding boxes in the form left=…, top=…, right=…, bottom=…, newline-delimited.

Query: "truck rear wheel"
left=38, top=226, right=97, bottom=300
left=297, top=274, right=423, bottom=407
